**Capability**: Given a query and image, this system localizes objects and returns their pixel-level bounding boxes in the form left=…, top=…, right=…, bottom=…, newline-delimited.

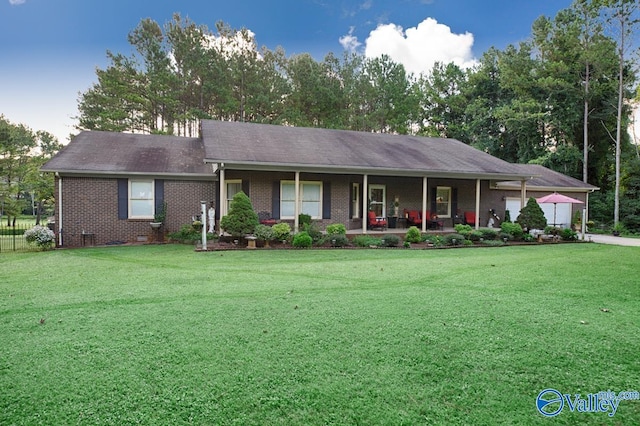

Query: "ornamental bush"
left=381, top=234, right=400, bottom=247
left=404, top=226, right=422, bottom=243
left=24, top=225, right=55, bottom=250
left=254, top=224, right=275, bottom=242
left=329, top=234, right=350, bottom=247
left=292, top=231, right=313, bottom=248
left=500, top=221, right=524, bottom=240
left=325, top=223, right=347, bottom=235
left=516, top=197, right=547, bottom=231
left=220, top=191, right=259, bottom=237
left=272, top=222, right=292, bottom=242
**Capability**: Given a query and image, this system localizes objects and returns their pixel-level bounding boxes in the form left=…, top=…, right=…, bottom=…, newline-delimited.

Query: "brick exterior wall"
left=54, top=174, right=589, bottom=247
left=54, top=176, right=214, bottom=247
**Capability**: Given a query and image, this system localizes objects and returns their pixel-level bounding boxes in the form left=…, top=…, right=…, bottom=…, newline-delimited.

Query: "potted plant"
left=150, top=202, right=167, bottom=228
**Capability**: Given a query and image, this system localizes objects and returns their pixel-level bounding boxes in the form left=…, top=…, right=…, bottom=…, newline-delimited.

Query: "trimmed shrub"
left=352, top=235, right=382, bottom=247
left=516, top=197, right=547, bottom=231
left=292, top=231, right=313, bottom=248
left=479, top=228, right=499, bottom=240
left=168, top=224, right=203, bottom=243
left=405, top=226, right=422, bottom=243
left=326, top=223, right=347, bottom=235
left=443, top=233, right=465, bottom=246
left=381, top=234, right=400, bottom=247
left=328, top=234, right=350, bottom=247
left=254, top=224, right=275, bottom=242
left=500, top=221, right=524, bottom=240
left=272, top=222, right=292, bottom=242
left=219, top=191, right=259, bottom=237
left=468, top=230, right=484, bottom=242
left=454, top=224, right=473, bottom=237
left=301, top=222, right=323, bottom=243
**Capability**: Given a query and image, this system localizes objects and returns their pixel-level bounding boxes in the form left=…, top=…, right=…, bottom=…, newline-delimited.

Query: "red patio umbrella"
left=536, top=192, right=584, bottom=226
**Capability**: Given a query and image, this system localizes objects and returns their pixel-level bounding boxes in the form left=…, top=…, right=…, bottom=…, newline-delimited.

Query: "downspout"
left=57, top=173, right=63, bottom=247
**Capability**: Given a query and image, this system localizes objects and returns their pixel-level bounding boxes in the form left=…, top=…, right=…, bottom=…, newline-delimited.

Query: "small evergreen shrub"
left=405, top=226, right=422, bottom=243
left=292, top=231, right=313, bottom=248
left=443, top=233, right=465, bottom=246
left=463, top=239, right=474, bottom=246
left=352, top=235, right=381, bottom=247
left=479, top=228, right=498, bottom=240
left=24, top=225, right=55, bottom=250
left=482, top=239, right=505, bottom=246
left=329, top=234, right=350, bottom=247
left=272, top=222, right=292, bottom=241
left=254, top=224, right=275, bottom=242
left=326, top=223, right=347, bottom=235
left=500, top=222, right=524, bottom=240
left=381, top=234, right=400, bottom=247
left=516, top=197, right=547, bottom=231
left=468, top=230, right=484, bottom=242
left=559, top=228, right=577, bottom=241
left=454, top=224, right=473, bottom=237
left=301, top=222, right=323, bottom=243
left=504, top=209, right=511, bottom=223
left=219, top=191, right=259, bottom=237
left=298, top=213, right=312, bottom=228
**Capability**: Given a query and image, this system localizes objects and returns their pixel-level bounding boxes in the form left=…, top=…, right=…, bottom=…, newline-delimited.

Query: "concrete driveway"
left=579, top=233, right=640, bottom=247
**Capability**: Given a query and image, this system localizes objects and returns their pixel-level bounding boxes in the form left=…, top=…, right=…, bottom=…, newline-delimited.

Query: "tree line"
left=72, top=1, right=640, bottom=230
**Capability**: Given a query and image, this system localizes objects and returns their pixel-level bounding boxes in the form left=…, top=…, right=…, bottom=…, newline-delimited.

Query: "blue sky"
left=0, top=0, right=572, bottom=143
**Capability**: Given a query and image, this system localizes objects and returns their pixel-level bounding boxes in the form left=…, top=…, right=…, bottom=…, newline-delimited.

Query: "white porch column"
left=294, top=171, right=300, bottom=233
left=219, top=166, right=226, bottom=218
left=362, top=174, right=368, bottom=234
left=475, top=179, right=481, bottom=230
left=520, top=180, right=527, bottom=211
left=421, top=177, right=428, bottom=233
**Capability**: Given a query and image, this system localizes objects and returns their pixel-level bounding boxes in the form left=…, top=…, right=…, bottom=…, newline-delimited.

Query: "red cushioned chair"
left=368, top=211, right=387, bottom=230
left=404, top=209, right=422, bottom=227
left=464, top=211, right=477, bottom=227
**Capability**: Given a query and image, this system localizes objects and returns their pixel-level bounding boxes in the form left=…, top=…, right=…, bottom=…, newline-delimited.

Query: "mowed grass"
left=1, top=244, right=639, bottom=425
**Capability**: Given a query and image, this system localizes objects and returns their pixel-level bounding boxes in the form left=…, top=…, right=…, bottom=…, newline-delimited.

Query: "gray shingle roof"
left=201, top=120, right=532, bottom=179
left=497, top=164, right=600, bottom=191
left=41, top=131, right=211, bottom=177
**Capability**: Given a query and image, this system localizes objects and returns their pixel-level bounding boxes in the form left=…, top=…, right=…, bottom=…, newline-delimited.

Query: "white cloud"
left=361, top=17, right=477, bottom=76
left=339, top=27, right=362, bottom=52
left=9, top=0, right=27, bottom=5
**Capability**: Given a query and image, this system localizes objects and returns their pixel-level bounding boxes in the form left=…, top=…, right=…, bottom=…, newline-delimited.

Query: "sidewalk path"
left=579, top=233, right=640, bottom=247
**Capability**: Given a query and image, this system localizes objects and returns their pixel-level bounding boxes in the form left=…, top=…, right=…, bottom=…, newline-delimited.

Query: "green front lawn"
left=1, top=245, right=638, bottom=425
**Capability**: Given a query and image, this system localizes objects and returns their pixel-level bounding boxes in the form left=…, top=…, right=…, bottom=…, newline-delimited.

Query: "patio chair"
left=404, top=209, right=422, bottom=227
left=464, top=211, right=476, bottom=227
left=428, top=213, right=444, bottom=231
left=368, top=211, right=387, bottom=230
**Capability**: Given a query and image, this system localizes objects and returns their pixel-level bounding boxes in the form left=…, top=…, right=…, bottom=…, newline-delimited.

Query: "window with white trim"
left=435, top=186, right=451, bottom=218
left=281, top=181, right=322, bottom=219
left=226, top=180, right=242, bottom=212
left=129, top=179, right=154, bottom=218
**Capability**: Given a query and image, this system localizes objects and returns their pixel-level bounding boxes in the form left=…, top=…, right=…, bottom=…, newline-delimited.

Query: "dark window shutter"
left=118, top=179, right=128, bottom=219
left=349, top=182, right=354, bottom=218
left=322, top=182, right=331, bottom=219
left=154, top=179, right=164, bottom=214
left=451, top=187, right=458, bottom=218
left=272, top=181, right=280, bottom=219
left=242, top=180, right=250, bottom=197
left=430, top=187, right=437, bottom=214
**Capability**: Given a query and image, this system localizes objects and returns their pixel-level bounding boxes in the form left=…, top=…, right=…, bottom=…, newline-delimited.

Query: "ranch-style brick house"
left=41, top=120, right=598, bottom=247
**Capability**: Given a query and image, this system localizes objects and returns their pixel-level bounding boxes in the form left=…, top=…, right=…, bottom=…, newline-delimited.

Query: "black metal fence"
left=0, top=224, right=39, bottom=253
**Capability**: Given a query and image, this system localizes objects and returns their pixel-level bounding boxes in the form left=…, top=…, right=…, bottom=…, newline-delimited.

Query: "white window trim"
left=436, top=186, right=452, bottom=218
left=281, top=180, right=323, bottom=220
left=129, top=179, right=155, bottom=219
left=368, top=184, right=386, bottom=218
left=352, top=182, right=360, bottom=219
left=226, top=179, right=242, bottom=212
